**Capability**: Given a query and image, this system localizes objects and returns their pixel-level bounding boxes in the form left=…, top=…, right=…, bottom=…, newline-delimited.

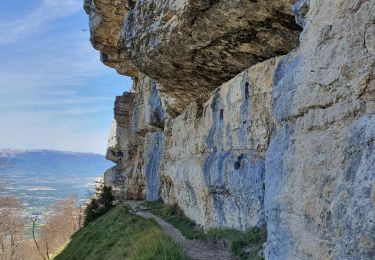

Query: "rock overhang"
left=84, top=0, right=302, bottom=115
left=84, top=0, right=139, bottom=77
left=122, top=0, right=302, bottom=114
left=84, top=0, right=375, bottom=257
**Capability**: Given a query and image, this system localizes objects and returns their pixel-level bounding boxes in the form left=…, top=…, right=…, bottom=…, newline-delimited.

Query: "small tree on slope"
left=84, top=186, right=114, bottom=226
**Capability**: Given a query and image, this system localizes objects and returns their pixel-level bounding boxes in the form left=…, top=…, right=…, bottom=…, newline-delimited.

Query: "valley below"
left=0, top=149, right=113, bottom=216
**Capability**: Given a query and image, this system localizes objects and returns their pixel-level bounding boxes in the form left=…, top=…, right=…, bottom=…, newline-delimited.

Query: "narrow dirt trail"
left=128, top=202, right=234, bottom=260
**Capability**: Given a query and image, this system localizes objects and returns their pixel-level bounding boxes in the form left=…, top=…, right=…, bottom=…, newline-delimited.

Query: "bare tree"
left=31, top=217, right=46, bottom=260
left=39, top=195, right=80, bottom=257
left=0, top=184, right=25, bottom=260
left=0, top=182, right=47, bottom=260
left=0, top=183, right=82, bottom=260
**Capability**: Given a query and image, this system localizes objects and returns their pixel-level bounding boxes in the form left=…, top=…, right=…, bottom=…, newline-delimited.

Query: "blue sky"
left=0, top=0, right=132, bottom=154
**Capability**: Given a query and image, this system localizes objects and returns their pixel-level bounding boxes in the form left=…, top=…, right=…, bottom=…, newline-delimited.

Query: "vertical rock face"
left=105, top=91, right=145, bottom=199
left=265, top=1, right=375, bottom=258
left=142, top=131, right=164, bottom=201
left=106, top=92, right=135, bottom=164
left=85, top=0, right=375, bottom=258
left=160, top=58, right=278, bottom=229
left=105, top=77, right=166, bottom=200
left=132, top=74, right=166, bottom=134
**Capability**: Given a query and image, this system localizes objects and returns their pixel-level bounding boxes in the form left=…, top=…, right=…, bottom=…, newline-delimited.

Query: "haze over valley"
left=0, top=149, right=113, bottom=216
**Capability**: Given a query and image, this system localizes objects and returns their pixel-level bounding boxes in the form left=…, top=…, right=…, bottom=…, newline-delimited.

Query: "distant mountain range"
left=0, top=149, right=113, bottom=214
left=0, top=149, right=111, bottom=174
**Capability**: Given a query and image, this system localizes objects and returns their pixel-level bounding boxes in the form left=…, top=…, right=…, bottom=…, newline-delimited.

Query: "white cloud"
left=0, top=31, right=103, bottom=94
left=0, top=96, right=113, bottom=108
left=0, top=0, right=128, bottom=153
left=52, top=107, right=108, bottom=115
left=0, top=0, right=82, bottom=45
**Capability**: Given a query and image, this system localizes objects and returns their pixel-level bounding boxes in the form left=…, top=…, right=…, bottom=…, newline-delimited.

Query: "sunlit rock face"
left=264, top=1, right=375, bottom=258
left=85, top=0, right=375, bottom=258
left=105, top=91, right=145, bottom=199
left=106, top=92, right=136, bottom=165
left=105, top=77, right=166, bottom=201
left=122, top=0, right=301, bottom=114
left=83, top=0, right=139, bottom=77
left=160, top=58, right=278, bottom=230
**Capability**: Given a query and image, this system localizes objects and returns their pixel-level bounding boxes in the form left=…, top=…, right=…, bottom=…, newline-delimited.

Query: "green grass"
left=142, top=201, right=267, bottom=260
left=54, top=206, right=189, bottom=260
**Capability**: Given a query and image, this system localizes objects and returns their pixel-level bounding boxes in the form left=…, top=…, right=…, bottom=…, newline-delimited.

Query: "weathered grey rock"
left=94, top=176, right=104, bottom=197
left=133, top=74, right=166, bottom=134
left=122, top=0, right=302, bottom=114
left=160, top=58, right=278, bottom=230
left=85, top=0, right=375, bottom=258
left=142, top=131, right=164, bottom=201
left=104, top=164, right=145, bottom=200
left=105, top=91, right=146, bottom=200
left=105, top=76, right=167, bottom=201
left=84, top=0, right=139, bottom=77
left=265, top=0, right=375, bottom=258
left=106, top=92, right=136, bottom=165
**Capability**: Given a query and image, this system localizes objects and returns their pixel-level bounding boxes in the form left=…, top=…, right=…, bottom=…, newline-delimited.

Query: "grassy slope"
left=54, top=206, right=188, bottom=260
left=142, top=201, right=267, bottom=260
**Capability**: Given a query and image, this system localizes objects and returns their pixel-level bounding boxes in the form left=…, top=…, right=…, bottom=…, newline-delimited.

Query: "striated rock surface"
left=105, top=76, right=166, bottom=201
left=85, top=0, right=375, bottom=259
left=142, top=131, right=164, bottom=201
left=106, top=92, right=136, bottom=165
left=132, top=74, right=166, bottom=134
left=160, top=58, right=278, bottom=230
left=105, top=91, right=146, bottom=199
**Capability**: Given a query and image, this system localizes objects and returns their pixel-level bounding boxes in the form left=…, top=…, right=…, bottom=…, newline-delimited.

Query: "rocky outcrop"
left=84, top=0, right=138, bottom=77
left=85, top=0, right=302, bottom=115
left=123, top=0, right=301, bottom=115
left=85, top=0, right=375, bottom=259
left=104, top=91, right=145, bottom=199
left=104, top=75, right=166, bottom=201
left=94, top=176, right=104, bottom=197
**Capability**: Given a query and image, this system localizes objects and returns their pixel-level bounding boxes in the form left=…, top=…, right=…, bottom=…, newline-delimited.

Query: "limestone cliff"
left=84, top=0, right=375, bottom=259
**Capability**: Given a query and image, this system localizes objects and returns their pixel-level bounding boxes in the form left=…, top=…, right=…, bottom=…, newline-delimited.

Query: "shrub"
left=84, top=186, right=115, bottom=226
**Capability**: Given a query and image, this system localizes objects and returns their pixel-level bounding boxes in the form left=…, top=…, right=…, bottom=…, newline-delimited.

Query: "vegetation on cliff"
left=55, top=206, right=188, bottom=260
left=84, top=186, right=115, bottom=226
